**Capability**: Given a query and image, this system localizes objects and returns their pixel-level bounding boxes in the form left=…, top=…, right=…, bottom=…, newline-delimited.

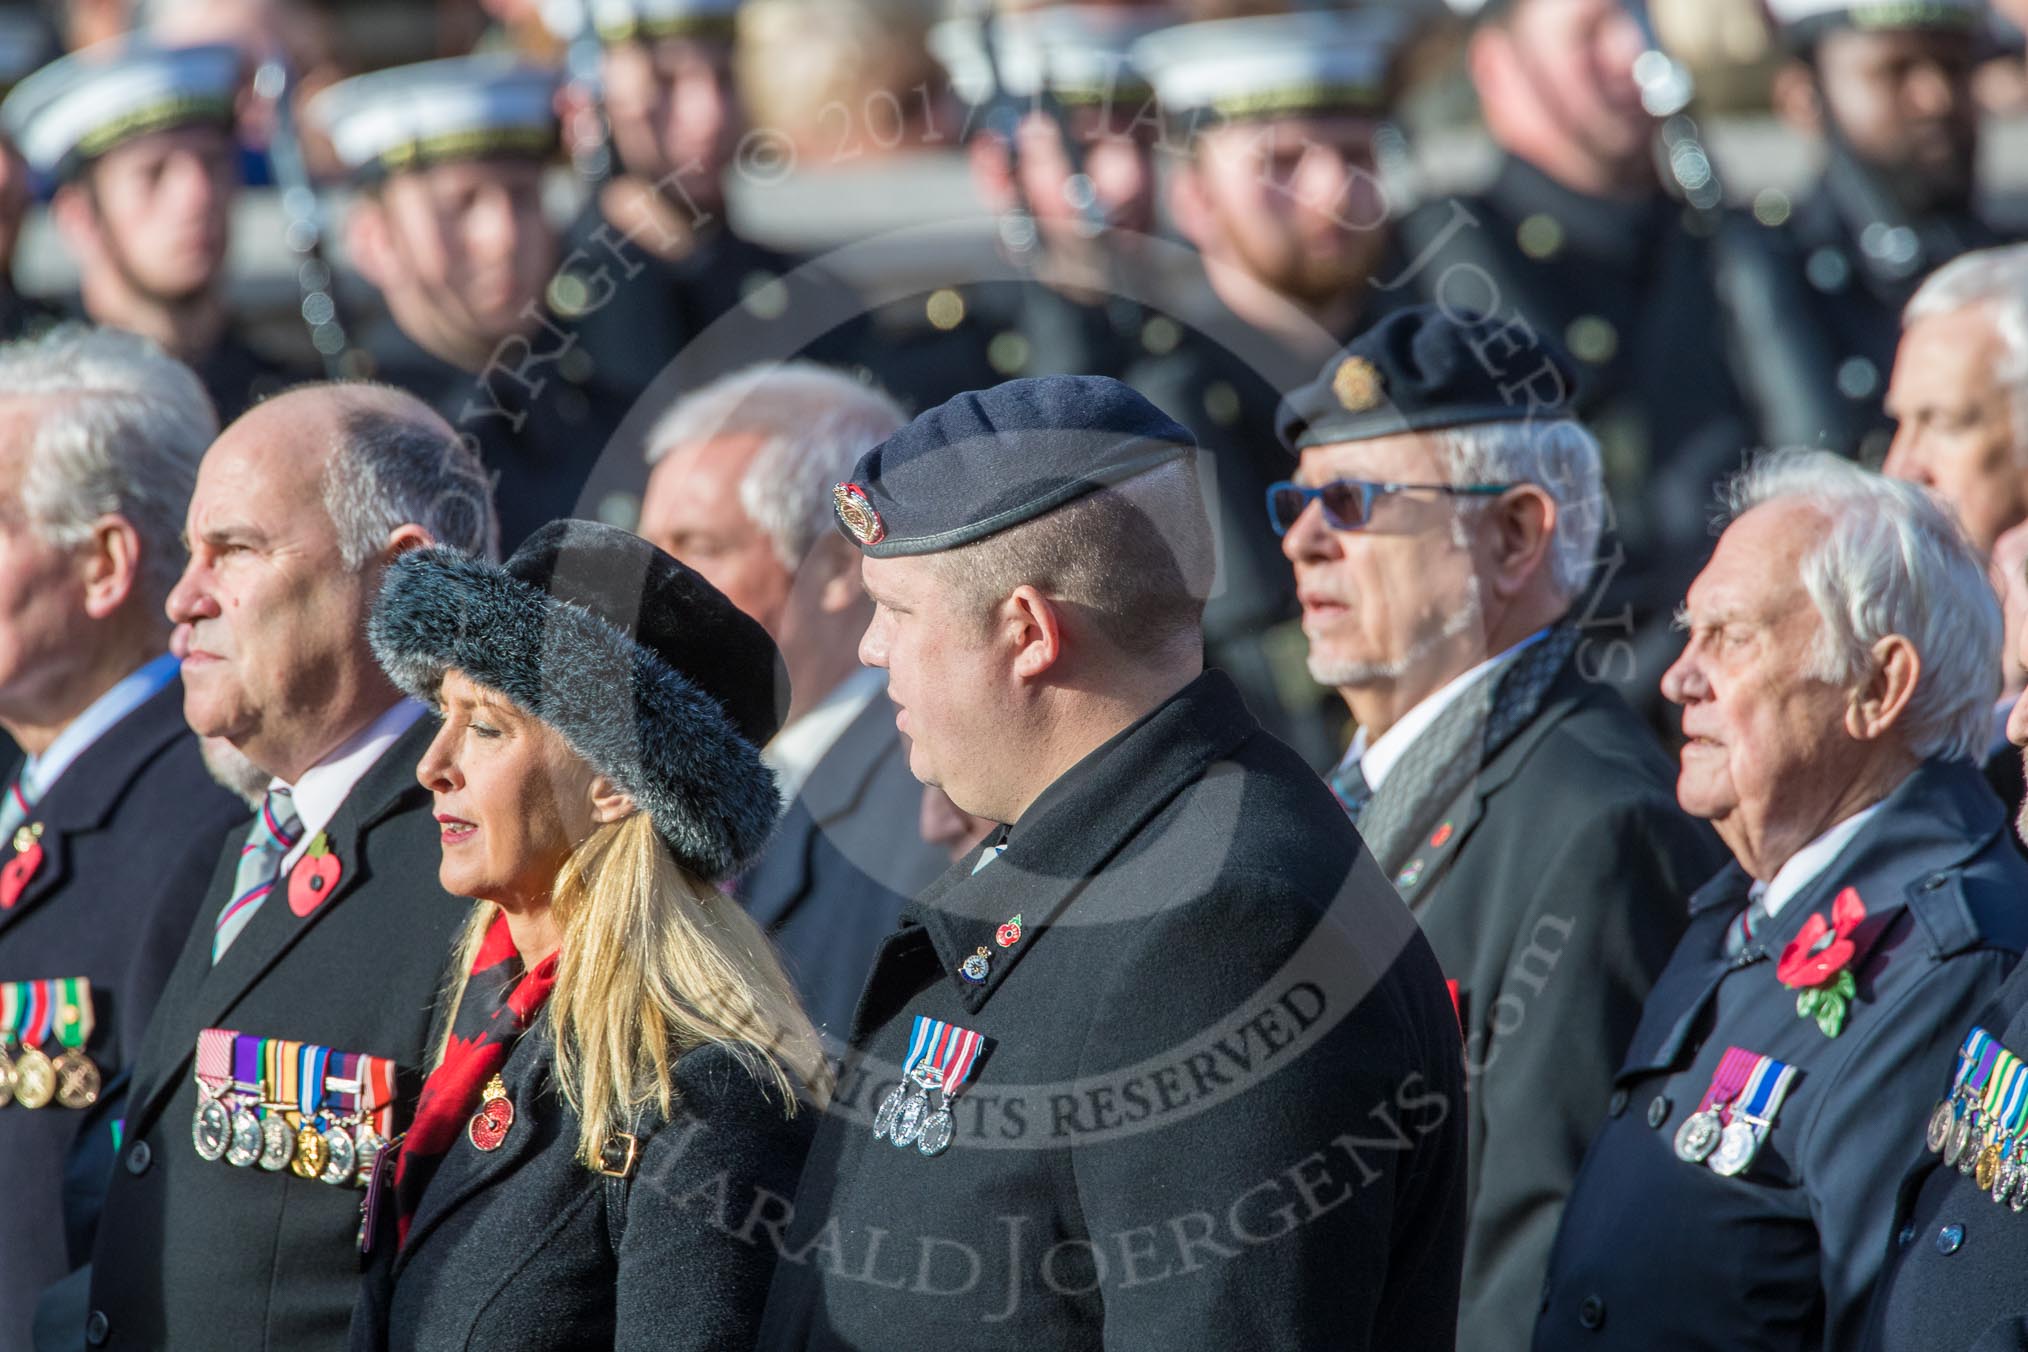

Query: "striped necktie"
left=1328, top=758, right=1373, bottom=825
left=0, top=769, right=36, bottom=845
left=212, top=787, right=302, bottom=964
left=1725, top=885, right=1774, bottom=959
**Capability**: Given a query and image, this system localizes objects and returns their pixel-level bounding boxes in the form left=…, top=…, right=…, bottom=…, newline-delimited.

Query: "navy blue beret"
left=832, top=375, right=1196, bottom=557
left=1276, top=305, right=1580, bottom=453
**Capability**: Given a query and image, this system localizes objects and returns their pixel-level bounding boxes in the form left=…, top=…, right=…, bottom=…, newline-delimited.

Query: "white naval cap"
left=1131, top=9, right=1412, bottom=122
left=1765, top=0, right=1987, bottom=35
left=930, top=5, right=1177, bottom=110
left=0, top=36, right=239, bottom=179
left=307, top=55, right=559, bottom=180
left=538, top=0, right=740, bottom=45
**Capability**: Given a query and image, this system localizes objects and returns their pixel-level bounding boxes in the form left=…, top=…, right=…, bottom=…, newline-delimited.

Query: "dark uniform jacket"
left=77, top=716, right=469, bottom=1352
left=757, top=671, right=1468, bottom=1351
left=1767, top=148, right=2011, bottom=463
left=1534, top=759, right=2028, bottom=1352
left=0, top=681, right=246, bottom=1352
left=1389, top=660, right=1725, bottom=1352
left=352, top=1037, right=813, bottom=1352
left=738, top=696, right=947, bottom=1046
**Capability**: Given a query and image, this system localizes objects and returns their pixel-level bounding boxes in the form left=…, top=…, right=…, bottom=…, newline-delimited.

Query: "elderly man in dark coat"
left=1535, top=450, right=2028, bottom=1352
left=1274, top=305, right=1726, bottom=1351
left=0, top=327, right=248, bottom=1352
left=757, top=376, right=1467, bottom=1350
left=59, top=384, right=497, bottom=1352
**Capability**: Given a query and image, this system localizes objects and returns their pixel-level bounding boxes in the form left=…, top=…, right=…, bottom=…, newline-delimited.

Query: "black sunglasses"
left=1265, top=478, right=1516, bottom=536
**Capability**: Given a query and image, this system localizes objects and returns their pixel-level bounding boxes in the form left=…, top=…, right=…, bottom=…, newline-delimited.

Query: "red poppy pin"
left=0, top=823, right=44, bottom=909
left=288, top=833, right=343, bottom=917
left=1776, top=886, right=1866, bottom=1038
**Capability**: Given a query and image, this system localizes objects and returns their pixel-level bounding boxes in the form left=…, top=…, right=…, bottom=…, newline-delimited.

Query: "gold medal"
left=13, top=1047, right=54, bottom=1109
left=1977, top=1142, right=2003, bottom=1194
left=52, top=1049, right=99, bottom=1110
left=291, top=1124, right=329, bottom=1179
left=0, top=1045, right=15, bottom=1109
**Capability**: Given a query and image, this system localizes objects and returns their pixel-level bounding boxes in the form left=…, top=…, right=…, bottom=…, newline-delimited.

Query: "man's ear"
left=79, top=514, right=143, bottom=620
left=49, top=180, right=105, bottom=267
left=1484, top=486, right=1558, bottom=602
left=1845, top=634, right=1920, bottom=743
left=346, top=198, right=393, bottom=292
left=587, top=775, right=637, bottom=825
left=807, top=533, right=869, bottom=615
left=1005, top=584, right=1065, bottom=682
left=1769, top=60, right=1823, bottom=137
left=382, top=522, right=436, bottom=562
left=967, top=131, right=1018, bottom=213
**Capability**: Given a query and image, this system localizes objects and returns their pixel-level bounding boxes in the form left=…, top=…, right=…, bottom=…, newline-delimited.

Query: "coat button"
left=1607, top=1089, right=1629, bottom=1118
left=85, top=1311, right=108, bottom=1345
left=1579, top=1295, right=1606, bottom=1330
left=1937, top=1223, right=1965, bottom=1255
left=1647, top=1095, right=1671, bottom=1129
left=125, top=1141, right=151, bottom=1175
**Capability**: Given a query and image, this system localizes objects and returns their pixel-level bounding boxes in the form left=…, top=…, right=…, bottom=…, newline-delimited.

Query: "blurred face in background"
left=1882, top=304, right=2026, bottom=556
left=1812, top=27, right=1979, bottom=212
left=601, top=34, right=742, bottom=216
left=1174, top=113, right=1391, bottom=306
left=0, top=140, right=32, bottom=272
left=61, top=124, right=239, bottom=304
left=972, top=104, right=1158, bottom=261
left=1470, top=0, right=1654, bottom=190
left=351, top=156, right=558, bottom=368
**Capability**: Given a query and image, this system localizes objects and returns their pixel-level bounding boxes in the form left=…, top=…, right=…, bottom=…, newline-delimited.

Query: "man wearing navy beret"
left=1276, top=303, right=1725, bottom=1351
left=758, top=374, right=1467, bottom=1350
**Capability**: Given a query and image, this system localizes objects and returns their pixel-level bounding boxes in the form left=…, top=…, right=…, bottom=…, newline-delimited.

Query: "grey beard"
left=1307, top=582, right=1483, bottom=690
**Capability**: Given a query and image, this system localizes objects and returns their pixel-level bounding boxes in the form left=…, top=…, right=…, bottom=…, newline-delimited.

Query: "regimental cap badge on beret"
left=833, top=482, right=886, bottom=546
left=1332, top=357, right=1384, bottom=413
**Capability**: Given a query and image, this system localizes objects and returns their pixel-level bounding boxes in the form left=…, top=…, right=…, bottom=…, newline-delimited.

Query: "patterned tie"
left=212, top=787, right=302, bottom=964
left=0, top=769, right=37, bottom=845
left=1328, top=758, right=1373, bottom=825
left=1725, top=885, right=1774, bottom=959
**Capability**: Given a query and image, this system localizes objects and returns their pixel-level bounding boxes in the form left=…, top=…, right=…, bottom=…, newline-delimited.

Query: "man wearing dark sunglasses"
left=1275, top=304, right=1724, bottom=1352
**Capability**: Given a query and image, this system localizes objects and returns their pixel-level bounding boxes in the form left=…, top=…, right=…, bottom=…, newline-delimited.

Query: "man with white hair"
left=1535, top=451, right=2028, bottom=1351
left=637, top=362, right=946, bottom=1042
left=1884, top=244, right=2028, bottom=558
left=1275, top=305, right=1724, bottom=1352
left=0, top=325, right=247, bottom=1352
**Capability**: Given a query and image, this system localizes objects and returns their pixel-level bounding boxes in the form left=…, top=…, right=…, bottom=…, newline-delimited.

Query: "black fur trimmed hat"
left=368, top=520, right=790, bottom=882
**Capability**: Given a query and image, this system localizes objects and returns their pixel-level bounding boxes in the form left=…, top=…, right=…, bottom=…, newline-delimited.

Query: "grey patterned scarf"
left=1353, top=624, right=1583, bottom=879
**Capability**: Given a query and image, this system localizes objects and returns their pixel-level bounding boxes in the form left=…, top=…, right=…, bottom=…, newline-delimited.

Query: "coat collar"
left=900, top=670, right=1258, bottom=1018
left=1625, top=758, right=2000, bottom=1075
left=128, top=716, right=439, bottom=1133
left=394, top=1024, right=559, bottom=1271
left=0, top=680, right=204, bottom=937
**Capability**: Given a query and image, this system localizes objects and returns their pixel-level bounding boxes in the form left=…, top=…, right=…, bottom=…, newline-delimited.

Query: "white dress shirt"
left=275, top=699, right=426, bottom=872
left=763, top=667, right=887, bottom=806
left=1333, top=628, right=1549, bottom=792
left=1752, top=801, right=1887, bottom=920
left=23, top=652, right=179, bottom=795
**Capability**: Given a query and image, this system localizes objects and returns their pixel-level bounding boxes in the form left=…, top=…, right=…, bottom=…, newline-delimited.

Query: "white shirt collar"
left=24, top=652, right=179, bottom=796
left=763, top=667, right=887, bottom=806
left=1753, top=800, right=1888, bottom=920
left=1336, top=628, right=1550, bottom=793
left=276, top=699, right=426, bottom=871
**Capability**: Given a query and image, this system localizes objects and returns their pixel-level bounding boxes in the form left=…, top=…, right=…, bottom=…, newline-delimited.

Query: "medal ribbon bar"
left=1696, top=1046, right=1758, bottom=1122
left=52, top=978, right=92, bottom=1053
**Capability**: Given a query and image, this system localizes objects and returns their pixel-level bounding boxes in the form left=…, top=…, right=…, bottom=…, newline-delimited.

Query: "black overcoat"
left=757, top=671, right=1468, bottom=1351
left=0, top=681, right=247, bottom=1352
left=76, top=716, right=469, bottom=1352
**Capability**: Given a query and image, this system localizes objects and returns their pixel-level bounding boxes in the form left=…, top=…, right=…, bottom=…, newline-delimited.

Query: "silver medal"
left=872, top=1084, right=906, bottom=1141
left=1996, top=1154, right=2018, bottom=1207
left=2013, top=1164, right=2028, bottom=1214
left=916, top=1106, right=955, bottom=1157
left=192, top=1094, right=230, bottom=1162
left=225, top=1107, right=263, bottom=1167
left=1674, top=1110, right=1723, bottom=1164
left=0, top=1046, right=15, bottom=1109
left=1949, top=1113, right=1975, bottom=1168
left=1708, top=1119, right=1758, bottom=1177
left=353, top=1125, right=386, bottom=1187
left=891, top=1089, right=927, bottom=1148
left=319, top=1126, right=357, bottom=1186
left=258, top=1114, right=294, bottom=1171
left=1927, top=1099, right=1957, bottom=1154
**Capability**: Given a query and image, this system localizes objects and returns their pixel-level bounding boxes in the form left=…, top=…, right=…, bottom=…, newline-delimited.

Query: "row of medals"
left=1926, top=1085, right=2028, bottom=1211
left=872, top=1063, right=956, bottom=1157
left=1674, top=1099, right=1770, bottom=1177
left=0, top=1041, right=99, bottom=1111
left=192, top=1087, right=384, bottom=1188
